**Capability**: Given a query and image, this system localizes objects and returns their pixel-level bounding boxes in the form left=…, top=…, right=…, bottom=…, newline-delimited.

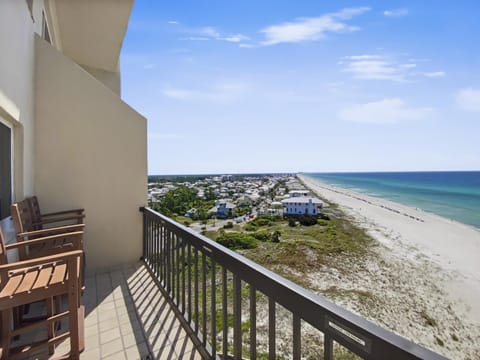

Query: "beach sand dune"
left=298, top=174, right=480, bottom=358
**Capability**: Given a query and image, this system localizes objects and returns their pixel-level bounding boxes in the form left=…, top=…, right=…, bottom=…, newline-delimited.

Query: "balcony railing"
left=140, top=207, right=447, bottom=360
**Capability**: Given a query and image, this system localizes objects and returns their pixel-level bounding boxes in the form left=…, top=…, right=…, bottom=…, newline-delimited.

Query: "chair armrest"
left=42, top=209, right=85, bottom=217
left=6, top=231, right=83, bottom=251
left=17, top=224, right=85, bottom=238
left=0, top=250, right=83, bottom=272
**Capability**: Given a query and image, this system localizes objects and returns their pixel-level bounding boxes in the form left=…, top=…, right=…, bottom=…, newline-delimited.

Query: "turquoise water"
left=305, top=172, right=480, bottom=229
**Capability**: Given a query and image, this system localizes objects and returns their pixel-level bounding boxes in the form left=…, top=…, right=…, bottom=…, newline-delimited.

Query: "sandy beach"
left=298, top=174, right=480, bottom=358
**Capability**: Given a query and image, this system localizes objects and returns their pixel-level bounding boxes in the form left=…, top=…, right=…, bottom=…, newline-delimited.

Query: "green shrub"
left=223, top=221, right=234, bottom=229
left=318, top=213, right=330, bottom=220
left=288, top=218, right=296, bottom=227
left=271, top=230, right=281, bottom=243
left=317, top=219, right=329, bottom=226
left=252, top=231, right=271, bottom=242
left=249, top=215, right=280, bottom=228
left=216, top=232, right=258, bottom=250
left=298, top=215, right=317, bottom=226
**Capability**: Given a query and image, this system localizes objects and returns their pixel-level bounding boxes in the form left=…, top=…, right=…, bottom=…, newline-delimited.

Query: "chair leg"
left=12, top=306, right=22, bottom=341
left=47, top=297, right=55, bottom=355
left=68, top=283, right=80, bottom=359
left=55, top=295, right=62, bottom=331
left=1, top=309, right=12, bottom=358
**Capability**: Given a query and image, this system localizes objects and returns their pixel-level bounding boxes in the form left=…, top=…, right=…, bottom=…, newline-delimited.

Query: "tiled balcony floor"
left=13, top=262, right=204, bottom=359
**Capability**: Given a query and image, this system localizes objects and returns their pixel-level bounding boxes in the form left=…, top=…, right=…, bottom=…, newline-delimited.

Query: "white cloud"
left=143, top=63, right=155, bottom=69
left=199, top=26, right=220, bottom=38
left=220, top=34, right=250, bottom=43
left=260, top=7, right=370, bottom=46
left=239, top=43, right=255, bottom=48
left=342, top=55, right=406, bottom=81
left=168, top=21, right=179, bottom=25
left=161, top=89, right=195, bottom=100
left=180, top=37, right=210, bottom=41
left=180, top=25, right=251, bottom=45
left=341, top=54, right=445, bottom=81
left=456, top=88, right=480, bottom=112
left=339, top=98, right=434, bottom=124
left=346, top=54, right=382, bottom=60
left=161, top=82, right=249, bottom=103
left=384, top=8, right=408, bottom=17
left=424, top=71, right=446, bottom=78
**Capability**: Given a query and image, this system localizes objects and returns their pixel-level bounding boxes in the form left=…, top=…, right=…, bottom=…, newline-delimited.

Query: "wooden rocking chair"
left=26, top=196, right=84, bottom=231
left=0, top=229, right=84, bottom=359
left=10, top=200, right=84, bottom=261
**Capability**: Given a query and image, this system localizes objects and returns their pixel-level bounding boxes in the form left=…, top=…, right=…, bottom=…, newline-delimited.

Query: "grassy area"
left=231, top=214, right=374, bottom=275
left=174, top=209, right=376, bottom=358
left=197, top=211, right=376, bottom=298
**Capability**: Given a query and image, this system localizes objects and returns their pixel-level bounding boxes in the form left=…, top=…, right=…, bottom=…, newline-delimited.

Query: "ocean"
left=305, top=171, right=480, bottom=229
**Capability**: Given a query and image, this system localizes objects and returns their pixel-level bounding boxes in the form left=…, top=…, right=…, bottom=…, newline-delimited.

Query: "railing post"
left=324, top=334, right=333, bottom=360
left=233, top=274, right=242, bottom=360
left=139, top=207, right=146, bottom=260
left=293, top=315, right=301, bottom=360
left=268, top=298, right=276, bottom=360
left=250, top=286, right=257, bottom=360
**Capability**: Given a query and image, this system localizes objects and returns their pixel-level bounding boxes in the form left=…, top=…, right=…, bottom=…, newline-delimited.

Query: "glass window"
left=0, top=121, right=12, bottom=220
left=42, top=11, right=51, bottom=44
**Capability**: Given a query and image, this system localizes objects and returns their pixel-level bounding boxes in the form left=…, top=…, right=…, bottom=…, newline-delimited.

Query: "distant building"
left=288, top=190, right=310, bottom=198
left=281, top=197, right=323, bottom=216
left=237, top=195, right=253, bottom=207
left=208, top=200, right=236, bottom=218
left=185, top=208, right=197, bottom=218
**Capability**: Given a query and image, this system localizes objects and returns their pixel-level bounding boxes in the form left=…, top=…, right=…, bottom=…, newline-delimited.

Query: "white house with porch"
left=281, top=197, right=323, bottom=216
left=288, top=190, right=310, bottom=198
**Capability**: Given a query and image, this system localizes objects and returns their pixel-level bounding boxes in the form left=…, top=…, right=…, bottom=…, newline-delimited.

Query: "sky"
left=120, top=1, right=480, bottom=175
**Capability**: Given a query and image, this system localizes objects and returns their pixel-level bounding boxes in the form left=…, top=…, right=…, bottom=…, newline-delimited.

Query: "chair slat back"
left=10, top=201, right=33, bottom=260
left=11, top=200, right=33, bottom=234
left=27, top=196, right=43, bottom=230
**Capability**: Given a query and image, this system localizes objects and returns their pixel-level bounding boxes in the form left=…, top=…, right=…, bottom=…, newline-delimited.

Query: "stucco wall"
left=34, top=35, right=147, bottom=270
left=81, top=64, right=121, bottom=95
left=0, top=1, right=37, bottom=199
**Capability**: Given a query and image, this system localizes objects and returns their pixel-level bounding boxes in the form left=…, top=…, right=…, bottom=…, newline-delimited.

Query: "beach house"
left=289, top=189, right=310, bottom=197
left=209, top=199, right=236, bottom=218
left=0, top=2, right=446, bottom=359
left=282, top=196, right=324, bottom=216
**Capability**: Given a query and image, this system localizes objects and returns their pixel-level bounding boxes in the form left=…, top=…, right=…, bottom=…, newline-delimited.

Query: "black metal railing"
left=141, top=207, right=447, bottom=360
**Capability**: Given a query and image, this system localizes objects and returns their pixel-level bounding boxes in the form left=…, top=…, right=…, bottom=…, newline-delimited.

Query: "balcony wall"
left=34, top=35, right=147, bottom=270
left=0, top=0, right=37, bottom=199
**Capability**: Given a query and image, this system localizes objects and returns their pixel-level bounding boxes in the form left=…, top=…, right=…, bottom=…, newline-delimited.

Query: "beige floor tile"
left=100, top=327, right=121, bottom=345
left=98, top=317, right=119, bottom=333
left=80, top=347, right=101, bottom=359
left=100, top=337, right=124, bottom=357
left=13, top=262, right=206, bottom=360
left=180, top=347, right=204, bottom=360
left=102, top=350, right=126, bottom=360
left=125, top=342, right=151, bottom=360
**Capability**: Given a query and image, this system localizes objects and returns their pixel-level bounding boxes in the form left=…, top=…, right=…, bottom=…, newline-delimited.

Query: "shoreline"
left=297, top=174, right=480, bottom=357
left=298, top=174, right=480, bottom=279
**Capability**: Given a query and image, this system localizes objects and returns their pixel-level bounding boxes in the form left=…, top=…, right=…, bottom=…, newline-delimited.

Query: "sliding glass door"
left=0, top=121, right=12, bottom=219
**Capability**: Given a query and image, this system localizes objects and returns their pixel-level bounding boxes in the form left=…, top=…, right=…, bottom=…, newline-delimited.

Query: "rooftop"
left=281, top=196, right=324, bottom=204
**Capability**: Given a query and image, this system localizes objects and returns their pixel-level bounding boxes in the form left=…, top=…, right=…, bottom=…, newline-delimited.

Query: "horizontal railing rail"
left=140, top=206, right=447, bottom=360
